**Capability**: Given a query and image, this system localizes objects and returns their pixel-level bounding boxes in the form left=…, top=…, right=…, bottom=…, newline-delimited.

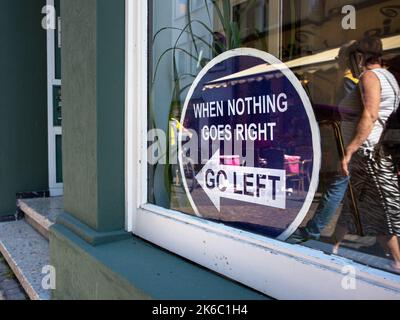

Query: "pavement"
left=0, top=254, right=27, bottom=300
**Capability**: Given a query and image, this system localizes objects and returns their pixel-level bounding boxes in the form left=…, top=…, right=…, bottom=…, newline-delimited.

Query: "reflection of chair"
left=284, top=155, right=312, bottom=194
left=259, top=149, right=307, bottom=195
left=220, top=155, right=240, bottom=166
left=295, top=146, right=313, bottom=191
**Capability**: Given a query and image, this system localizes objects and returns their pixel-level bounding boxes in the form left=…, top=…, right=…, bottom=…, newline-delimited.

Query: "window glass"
left=149, top=0, right=400, bottom=274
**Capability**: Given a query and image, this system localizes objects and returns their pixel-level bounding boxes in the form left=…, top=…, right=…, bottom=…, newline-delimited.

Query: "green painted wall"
left=61, top=0, right=98, bottom=227
left=62, top=0, right=125, bottom=232
left=96, top=0, right=126, bottom=232
left=0, top=0, right=48, bottom=217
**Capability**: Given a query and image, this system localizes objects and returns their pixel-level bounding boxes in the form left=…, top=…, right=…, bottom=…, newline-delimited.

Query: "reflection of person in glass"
left=334, top=37, right=400, bottom=272
left=293, top=41, right=358, bottom=241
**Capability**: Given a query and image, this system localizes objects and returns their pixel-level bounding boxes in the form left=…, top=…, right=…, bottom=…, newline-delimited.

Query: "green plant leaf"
left=186, top=0, right=199, bottom=56
left=204, top=0, right=213, bottom=25
left=154, top=26, right=216, bottom=54
left=222, top=0, right=232, bottom=48
left=150, top=0, right=264, bottom=204
left=231, top=21, right=241, bottom=48
left=152, top=47, right=197, bottom=86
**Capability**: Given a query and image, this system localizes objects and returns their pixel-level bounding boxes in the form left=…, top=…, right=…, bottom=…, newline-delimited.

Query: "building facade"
left=1, top=0, right=400, bottom=300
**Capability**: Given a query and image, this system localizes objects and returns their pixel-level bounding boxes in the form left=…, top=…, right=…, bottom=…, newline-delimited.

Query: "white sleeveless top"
left=339, top=68, right=400, bottom=150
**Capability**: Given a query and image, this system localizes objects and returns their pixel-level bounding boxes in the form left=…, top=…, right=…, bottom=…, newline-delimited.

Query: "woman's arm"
left=341, top=71, right=381, bottom=176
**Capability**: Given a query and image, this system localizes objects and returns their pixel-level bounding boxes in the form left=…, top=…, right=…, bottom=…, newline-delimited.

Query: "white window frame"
left=125, top=0, right=400, bottom=299
left=46, top=0, right=63, bottom=197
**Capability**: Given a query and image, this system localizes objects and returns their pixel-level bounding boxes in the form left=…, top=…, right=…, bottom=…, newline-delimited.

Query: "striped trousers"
left=338, top=147, right=400, bottom=237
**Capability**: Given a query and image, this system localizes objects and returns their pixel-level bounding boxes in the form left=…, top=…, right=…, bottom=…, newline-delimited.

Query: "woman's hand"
left=341, top=148, right=356, bottom=176
left=341, top=153, right=352, bottom=176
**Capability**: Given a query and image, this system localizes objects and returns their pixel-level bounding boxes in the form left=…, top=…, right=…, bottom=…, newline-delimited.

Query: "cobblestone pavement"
left=0, top=254, right=27, bottom=300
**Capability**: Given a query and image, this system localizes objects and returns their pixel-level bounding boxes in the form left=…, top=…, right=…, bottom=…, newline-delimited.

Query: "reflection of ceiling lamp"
left=203, top=65, right=286, bottom=91
left=202, top=35, right=400, bottom=90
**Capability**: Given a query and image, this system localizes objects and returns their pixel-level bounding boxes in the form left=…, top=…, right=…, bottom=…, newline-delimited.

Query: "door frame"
left=46, top=0, right=63, bottom=196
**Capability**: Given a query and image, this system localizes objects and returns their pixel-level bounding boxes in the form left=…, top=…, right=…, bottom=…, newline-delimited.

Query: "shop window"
left=147, top=0, right=400, bottom=277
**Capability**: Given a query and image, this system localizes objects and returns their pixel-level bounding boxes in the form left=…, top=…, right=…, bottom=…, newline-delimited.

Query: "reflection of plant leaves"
left=153, top=18, right=223, bottom=83
left=204, top=0, right=212, bottom=25
left=154, top=27, right=212, bottom=49
left=151, top=0, right=261, bottom=206
left=212, top=0, right=237, bottom=49
left=178, top=73, right=197, bottom=81
left=242, top=0, right=258, bottom=19
left=179, top=83, right=194, bottom=96
left=154, top=27, right=217, bottom=59
left=222, top=0, right=232, bottom=48
left=212, top=0, right=224, bottom=30
left=231, top=21, right=241, bottom=48
left=153, top=47, right=197, bottom=87
left=186, top=0, right=198, bottom=56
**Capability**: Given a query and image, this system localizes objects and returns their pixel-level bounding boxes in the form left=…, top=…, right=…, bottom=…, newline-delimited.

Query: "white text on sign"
left=196, top=150, right=286, bottom=211
left=193, top=93, right=288, bottom=142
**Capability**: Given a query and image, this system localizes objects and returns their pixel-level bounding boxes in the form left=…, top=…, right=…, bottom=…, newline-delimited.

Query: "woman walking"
left=334, top=36, right=400, bottom=272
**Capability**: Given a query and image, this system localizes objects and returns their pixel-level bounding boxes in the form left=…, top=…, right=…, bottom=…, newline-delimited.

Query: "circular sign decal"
left=179, top=48, right=321, bottom=241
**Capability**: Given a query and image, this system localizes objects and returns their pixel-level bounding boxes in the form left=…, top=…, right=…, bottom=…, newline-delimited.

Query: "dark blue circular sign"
left=179, top=49, right=321, bottom=240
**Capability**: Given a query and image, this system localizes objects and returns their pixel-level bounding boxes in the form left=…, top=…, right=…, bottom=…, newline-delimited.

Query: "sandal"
left=388, top=262, right=400, bottom=274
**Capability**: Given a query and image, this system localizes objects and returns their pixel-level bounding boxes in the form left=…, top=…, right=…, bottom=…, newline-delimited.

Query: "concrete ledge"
left=18, top=201, right=51, bottom=240
left=17, top=198, right=63, bottom=240
left=50, top=223, right=268, bottom=300
left=0, top=220, right=51, bottom=300
left=57, top=213, right=131, bottom=246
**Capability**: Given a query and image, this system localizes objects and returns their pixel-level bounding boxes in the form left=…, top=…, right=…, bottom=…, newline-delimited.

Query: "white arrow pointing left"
left=195, top=149, right=287, bottom=212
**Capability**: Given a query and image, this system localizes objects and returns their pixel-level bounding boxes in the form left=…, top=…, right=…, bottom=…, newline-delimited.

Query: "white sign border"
left=179, top=48, right=321, bottom=241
